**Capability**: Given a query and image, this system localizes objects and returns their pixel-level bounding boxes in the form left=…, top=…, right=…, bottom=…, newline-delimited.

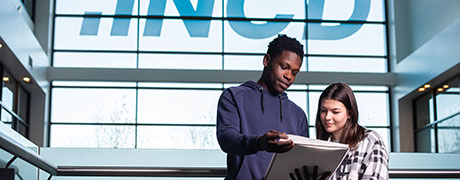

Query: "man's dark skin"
left=256, top=50, right=301, bottom=153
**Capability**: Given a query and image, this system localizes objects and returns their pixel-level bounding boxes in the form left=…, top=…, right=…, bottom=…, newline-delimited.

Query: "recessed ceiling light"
left=424, top=84, right=431, bottom=88
left=437, top=88, right=444, bottom=92
left=0, top=43, right=3, bottom=48
left=443, top=85, right=450, bottom=89
left=2, top=77, right=9, bottom=82
left=22, top=77, right=31, bottom=83
left=418, top=87, right=425, bottom=92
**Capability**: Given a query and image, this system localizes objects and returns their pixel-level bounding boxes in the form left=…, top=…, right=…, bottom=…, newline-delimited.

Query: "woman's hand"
left=289, top=166, right=330, bottom=180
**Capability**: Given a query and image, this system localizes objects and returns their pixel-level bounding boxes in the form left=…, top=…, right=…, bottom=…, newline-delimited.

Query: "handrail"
left=0, top=131, right=58, bottom=175
left=1, top=132, right=460, bottom=178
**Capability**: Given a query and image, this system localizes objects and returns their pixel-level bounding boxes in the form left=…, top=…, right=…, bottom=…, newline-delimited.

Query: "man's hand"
left=257, top=130, right=293, bottom=153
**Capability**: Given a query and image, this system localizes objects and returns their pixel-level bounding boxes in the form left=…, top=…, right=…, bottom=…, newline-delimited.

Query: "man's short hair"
left=267, top=34, right=304, bottom=60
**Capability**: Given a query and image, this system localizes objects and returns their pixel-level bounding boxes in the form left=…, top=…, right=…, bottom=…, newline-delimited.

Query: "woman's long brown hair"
left=315, top=82, right=365, bottom=148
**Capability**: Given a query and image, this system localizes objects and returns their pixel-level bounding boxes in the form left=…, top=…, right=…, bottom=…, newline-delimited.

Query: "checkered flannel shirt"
left=329, top=129, right=389, bottom=180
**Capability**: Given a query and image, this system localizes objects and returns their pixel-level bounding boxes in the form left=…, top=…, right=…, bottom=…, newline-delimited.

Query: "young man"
left=217, top=34, right=309, bottom=180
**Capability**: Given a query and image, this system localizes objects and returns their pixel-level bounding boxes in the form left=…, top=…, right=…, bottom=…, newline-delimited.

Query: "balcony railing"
left=1, top=131, right=460, bottom=179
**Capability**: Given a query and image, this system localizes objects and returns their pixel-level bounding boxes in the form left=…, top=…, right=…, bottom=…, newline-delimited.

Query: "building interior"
left=0, top=0, right=459, bottom=179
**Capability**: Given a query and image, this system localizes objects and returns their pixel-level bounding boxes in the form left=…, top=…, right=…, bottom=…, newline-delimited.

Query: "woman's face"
left=320, top=99, right=350, bottom=140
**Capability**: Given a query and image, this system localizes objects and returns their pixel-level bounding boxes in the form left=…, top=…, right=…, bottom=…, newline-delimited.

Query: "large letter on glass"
left=307, top=0, right=370, bottom=40
left=111, top=0, right=135, bottom=36
left=143, top=0, right=214, bottom=37
left=227, top=0, right=293, bottom=39
left=80, top=12, right=102, bottom=35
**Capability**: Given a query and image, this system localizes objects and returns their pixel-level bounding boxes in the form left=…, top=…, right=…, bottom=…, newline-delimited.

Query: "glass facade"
left=415, top=74, right=460, bottom=153
left=50, top=0, right=391, bottom=149
left=0, top=64, right=31, bottom=138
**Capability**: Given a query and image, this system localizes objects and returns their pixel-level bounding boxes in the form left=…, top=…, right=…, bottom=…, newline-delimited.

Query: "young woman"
left=290, top=82, right=389, bottom=180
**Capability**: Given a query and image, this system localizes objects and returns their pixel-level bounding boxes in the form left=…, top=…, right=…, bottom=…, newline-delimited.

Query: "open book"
left=264, top=134, right=349, bottom=180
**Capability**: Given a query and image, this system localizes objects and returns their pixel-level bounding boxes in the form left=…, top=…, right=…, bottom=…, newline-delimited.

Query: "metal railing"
left=1, top=131, right=460, bottom=178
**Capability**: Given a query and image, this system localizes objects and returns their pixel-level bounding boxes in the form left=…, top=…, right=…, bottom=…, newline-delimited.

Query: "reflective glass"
left=435, top=77, right=460, bottom=121
left=54, top=17, right=138, bottom=50
left=308, top=23, right=386, bottom=56
left=139, top=19, right=222, bottom=52
left=224, top=0, right=306, bottom=19
left=438, top=114, right=460, bottom=153
left=56, top=0, right=139, bottom=15
left=414, top=93, right=434, bottom=129
left=139, top=0, right=223, bottom=17
left=51, top=88, right=136, bottom=123
left=415, top=127, right=436, bottom=153
left=307, top=0, right=385, bottom=21
left=139, top=54, right=222, bottom=70
left=308, top=57, right=386, bottom=73
left=137, top=126, right=219, bottom=149
left=137, top=89, right=221, bottom=124
left=224, top=21, right=305, bottom=53
left=53, top=52, right=137, bottom=68
left=50, top=124, right=135, bottom=148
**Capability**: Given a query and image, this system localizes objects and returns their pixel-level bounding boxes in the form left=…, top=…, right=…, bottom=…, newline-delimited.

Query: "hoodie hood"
left=241, top=81, right=287, bottom=122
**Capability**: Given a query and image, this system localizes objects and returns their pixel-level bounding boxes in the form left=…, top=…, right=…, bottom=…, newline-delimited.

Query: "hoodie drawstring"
left=259, top=87, right=264, bottom=114
left=278, top=94, right=283, bottom=122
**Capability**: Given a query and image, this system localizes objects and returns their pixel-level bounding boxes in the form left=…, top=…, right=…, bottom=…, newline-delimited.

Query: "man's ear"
left=263, top=54, right=271, bottom=67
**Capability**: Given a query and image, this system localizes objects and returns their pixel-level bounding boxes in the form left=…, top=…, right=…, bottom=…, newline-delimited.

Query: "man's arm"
left=216, top=89, right=259, bottom=155
left=216, top=90, right=293, bottom=155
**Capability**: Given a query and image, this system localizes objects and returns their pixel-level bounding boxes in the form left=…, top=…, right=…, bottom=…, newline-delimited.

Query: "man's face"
left=263, top=50, right=302, bottom=94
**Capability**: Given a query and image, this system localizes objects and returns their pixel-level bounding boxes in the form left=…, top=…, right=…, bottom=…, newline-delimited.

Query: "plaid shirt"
left=329, top=129, right=389, bottom=180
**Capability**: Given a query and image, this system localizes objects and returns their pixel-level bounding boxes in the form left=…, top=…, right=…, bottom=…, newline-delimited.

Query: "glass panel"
left=53, top=52, right=137, bottom=68
left=138, top=82, right=222, bottom=89
left=435, top=76, right=460, bottom=121
left=309, top=92, right=389, bottom=126
left=51, top=88, right=136, bottom=123
left=309, top=127, right=316, bottom=139
left=139, top=0, right=223, bottom=17
left=308, top=23, right=386, bottom=56
left=2, top=73, right=15, bottom=111
left=18, top=88, right=29, bottom=121
left=415, top=126, right=435, bottom=153
left=52, top=81, right=137, bottom=87
left=223, top=55, right=264, bottom=71
left=1, top=109, right=13, bottom=123
left=139, top=19, right=222, bottom=52
left=224, top=0, right=305, bottom=19
left=367, top=128, right=391, bottom=151
left=414, top=93, right=434, bottom=129
left=307, top=0, right=385, bottom=21
left=54, top=17, right=138, bottom=50
left=438, top=113, right=460, bottom=153
left=17, top=122, right=28, bottom=137
left=355, top=92, right=389, bottom=126
left=224, top=21, right=305, bottom=53
left=285, top=91, right=307, bottom=114
left=139, top=54, right=222, bottom=70
left=137, top=126, right=219, bottom=149
left=309, top=85, right=388, bottom=91
left=308, top=57, right=386, bottom=73
left=308, top=91, right=320, bottom=126
left=56, top=0, right=139, bottom=15
left=50, top=124, right=135, bottom=148
left=137, top=89, right=221, bottom=124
